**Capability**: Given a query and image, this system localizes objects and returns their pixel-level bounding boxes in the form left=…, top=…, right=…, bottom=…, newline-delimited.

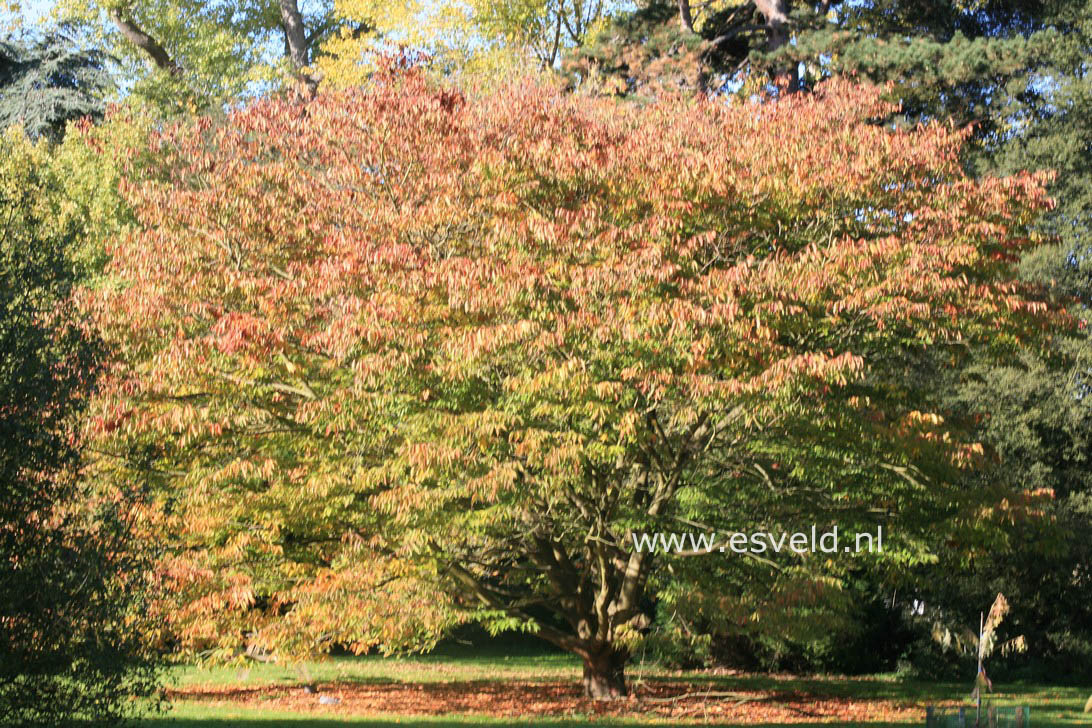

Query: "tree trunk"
left=279, top=0, right=321, bottom=96
left=678, top=0, right=696, bottom=33
left=754, top=0, right=791, bottom=52
left=581, top=647, right=628, bottom=700
left=753, top=0, right=801, bottom=90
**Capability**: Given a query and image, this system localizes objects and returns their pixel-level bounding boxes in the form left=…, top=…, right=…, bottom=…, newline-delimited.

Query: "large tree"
left=87, top=71, right=1058, bottom=697
left=567, top=0, right=1089, bottom=115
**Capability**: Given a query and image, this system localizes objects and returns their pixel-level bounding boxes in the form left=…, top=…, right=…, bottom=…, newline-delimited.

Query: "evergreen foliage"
left=0, top=33, right=111, bottom=141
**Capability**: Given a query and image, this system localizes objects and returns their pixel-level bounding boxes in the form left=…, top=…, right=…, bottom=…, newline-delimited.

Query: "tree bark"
left=753, top=0, right=800, bottom=89
left=108, top=7, right=181, bottom=76
left=278, top=0, right=321, bottom=95
left=753, top=0, right=791, bottom=52
left=279, top=0, right=311, bottom=69
left=678, top=0, right=696, bottom=33
left=581, top=646, right=628, bottom=700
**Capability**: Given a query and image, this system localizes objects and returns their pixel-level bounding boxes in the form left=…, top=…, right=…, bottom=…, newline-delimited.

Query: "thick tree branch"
left=754, top=0, right=792, bottom=52
left=279, top=0, right=321, bottom=94
left=304, top=17, right=336, bottom=46
left=444, top=558, right=583, bottom=652
left=527, top=535, right=587, bottom=625
left=546, top=10, right=563, bottom=68
left=678, top=0, right=696, bottom=33
left=279, top=0, right=310, bottom=68
left=611, top=412, right=714, bottom=624
left=108, top=7, right=181, bottom=76
left=708, top=23, right=767, bottom=49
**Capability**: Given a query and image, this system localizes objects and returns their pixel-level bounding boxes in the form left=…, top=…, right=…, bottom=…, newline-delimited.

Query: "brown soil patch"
left=171, top=680, right=931, bottom=722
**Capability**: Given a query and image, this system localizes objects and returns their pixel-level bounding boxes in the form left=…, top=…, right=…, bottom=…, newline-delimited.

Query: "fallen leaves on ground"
left=170, top=679, right=937, bottom=722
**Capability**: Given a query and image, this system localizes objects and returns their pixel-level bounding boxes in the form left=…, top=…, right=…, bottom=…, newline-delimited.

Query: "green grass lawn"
left=139, top=643, right=1092, bottom=728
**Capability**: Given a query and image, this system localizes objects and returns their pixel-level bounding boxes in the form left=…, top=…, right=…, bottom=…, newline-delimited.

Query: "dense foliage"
left=0, top=129, right=160, bottom=726
left=86, top=69, right=1061, bottom=697
left=0, top=0, right=1085, bottom=694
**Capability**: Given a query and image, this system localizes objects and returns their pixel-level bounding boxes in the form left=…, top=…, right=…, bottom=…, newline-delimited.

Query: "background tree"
left=0, top=128, right=160, bottom=727
left=469, top=0, right=613, bottom=69
left=53, top=0, right=351, bottom=109
left=808, top=0, right=1092, bottom=678
left=566, top=0, right=823, bottom=95
left=88, top=69, right=1059, bottom=697
left=314, top=0, right=623, bottom=89
left=0, top=32, right=112, bottom=141
left=914, top=256, right=1092, bottom=679
left=568, top=0, right=1088, bottom=123
left=52, top=0, right=563, bottom=107
left=39, top=0, right=622, bottom=105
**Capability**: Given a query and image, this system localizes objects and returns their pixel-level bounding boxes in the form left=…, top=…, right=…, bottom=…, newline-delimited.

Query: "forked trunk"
left=581, top=647, right=628, bottom=700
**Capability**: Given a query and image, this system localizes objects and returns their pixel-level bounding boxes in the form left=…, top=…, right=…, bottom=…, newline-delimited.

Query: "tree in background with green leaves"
left=46, top=0, right=623, bottom=108
left=49, top=0, right=353, bottom=109
left=0, top=127, right=161, bottom=727
left=0, top=32, right=112, bottom=141
left=809, top=0, right=1092, bottom=677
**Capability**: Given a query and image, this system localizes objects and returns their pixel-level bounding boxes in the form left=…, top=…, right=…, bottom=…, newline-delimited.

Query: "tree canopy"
left=85, top=68, right=1060, bottom=697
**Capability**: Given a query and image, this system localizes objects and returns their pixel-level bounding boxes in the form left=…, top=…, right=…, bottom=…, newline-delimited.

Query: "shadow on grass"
left=138, top=720, right=919, bottom=728
left=136, top=717, right=1092, bottom=728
